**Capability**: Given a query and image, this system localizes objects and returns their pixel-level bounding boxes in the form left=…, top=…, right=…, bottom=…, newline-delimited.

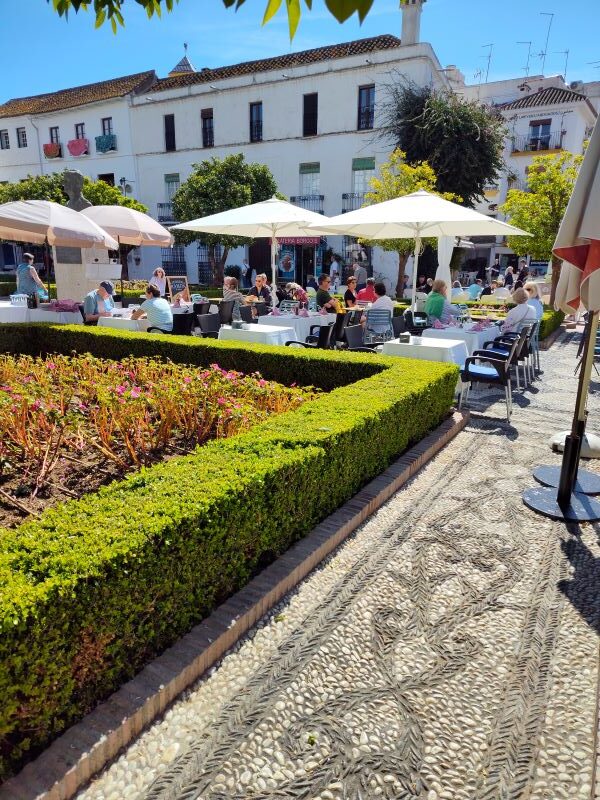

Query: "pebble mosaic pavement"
left=79, top=328, right=600, bottom=800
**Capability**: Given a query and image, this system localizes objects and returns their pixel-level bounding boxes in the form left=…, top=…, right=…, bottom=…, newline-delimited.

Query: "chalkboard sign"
left=55, top=246, right=82, bottom=265
left=166, top=275, right=190, bottom=301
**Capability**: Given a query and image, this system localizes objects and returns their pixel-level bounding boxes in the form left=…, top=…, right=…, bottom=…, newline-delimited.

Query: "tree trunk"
left=209, top=245, right=228, bottom=286
left=395, top=252, right=409, bottom=300
left=549, top=255, right=561, bottom=307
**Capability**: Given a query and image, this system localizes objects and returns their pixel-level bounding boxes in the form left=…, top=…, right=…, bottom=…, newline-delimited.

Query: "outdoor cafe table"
left=421, top=323, right=500, bottom=356
left=0, top=300, right=81, bottom=325
left=382, top=336, right=469, bottom=366
left=218, top=324, right=296, bottom=346
left=259, top=312, right=337, bottom=343
left=98, top=304, right=194, bottom=333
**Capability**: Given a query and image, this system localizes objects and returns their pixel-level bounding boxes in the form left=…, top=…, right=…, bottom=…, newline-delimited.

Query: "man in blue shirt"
left=467, top=279, right=483, bottom=300
left=131, top=284, right=173, bottom=332
left=83, top=281, right=115, bottom=323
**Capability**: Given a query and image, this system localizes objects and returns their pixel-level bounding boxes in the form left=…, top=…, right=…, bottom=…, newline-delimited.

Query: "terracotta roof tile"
left=0, top=71, right=156, bottom=119
left=151, top=34, right=402, bottom=92
left=497, top=86, right=589, bottom=110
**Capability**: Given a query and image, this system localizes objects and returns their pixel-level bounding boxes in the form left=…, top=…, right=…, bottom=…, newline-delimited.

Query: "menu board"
left=166, top=275, right=190, bottom=301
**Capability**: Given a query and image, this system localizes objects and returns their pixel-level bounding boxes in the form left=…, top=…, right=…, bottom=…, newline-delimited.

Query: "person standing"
left=354, top=263, right=368, bottom=291
left=241, top=258, right=250, bottom=288
left=149, top=267, right=167, bottom=297
left=16, top=253, right=46, bottom=297
left=329, top=254, right=340, bottom=280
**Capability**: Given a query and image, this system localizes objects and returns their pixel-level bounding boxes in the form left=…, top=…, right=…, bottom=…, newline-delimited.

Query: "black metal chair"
left=148, top=312, right=195, bottom=336
left=238, top=305, right=254, bottom=324
left=197, top=313, right=221, bottom=338
left=476, top=325, right=533, bottom=391
left=285, top=323, right=334, bottom=349
left=331, top=312, right=348, bottom=349
left=78, top=303, right=97, bottom=326
left=193, top=301, right=211, bottom=317
left=459, top=336, right=521, bottom=422
left=218, top=300, right=235, bottom=325
left=344, top=324, right=377, bottom=352
left=392, top=315, right=406, bottom=337
left=403, top=309, right=429, bottom=336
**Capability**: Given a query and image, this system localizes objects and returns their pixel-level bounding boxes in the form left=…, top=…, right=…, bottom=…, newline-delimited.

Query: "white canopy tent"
left=309, top=190, right=530, bottom=307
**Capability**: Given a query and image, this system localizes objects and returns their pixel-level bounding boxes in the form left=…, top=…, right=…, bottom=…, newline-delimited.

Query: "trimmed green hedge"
left=0, top=325, right=457, bottom=778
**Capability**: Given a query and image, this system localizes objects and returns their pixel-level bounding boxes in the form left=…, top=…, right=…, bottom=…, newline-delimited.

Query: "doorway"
left=300, top=246, right=314, bottom=287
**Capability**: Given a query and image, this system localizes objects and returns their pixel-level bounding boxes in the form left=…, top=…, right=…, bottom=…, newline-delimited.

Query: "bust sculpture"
left=63, top=169, right=92, bottom=211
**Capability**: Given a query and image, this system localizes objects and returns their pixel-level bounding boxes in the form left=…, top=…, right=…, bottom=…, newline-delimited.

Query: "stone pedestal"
left=53, top=246, right=121, bottom=301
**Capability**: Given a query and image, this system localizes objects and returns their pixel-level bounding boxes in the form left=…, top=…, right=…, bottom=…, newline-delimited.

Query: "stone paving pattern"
left=79, top=329, right=600, bottom=800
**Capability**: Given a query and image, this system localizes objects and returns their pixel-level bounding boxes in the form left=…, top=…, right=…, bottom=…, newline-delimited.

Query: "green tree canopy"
left=172, top=153, right=278, bottom=284
left=501, top=150, right=583, bottom=304
left=364, top=149, right=459, bottom=298
left=380, top=82, right=505, bottom=207
left=0, top=171, right=147, bottom=212
left=47, top=0, right=406, bottom=38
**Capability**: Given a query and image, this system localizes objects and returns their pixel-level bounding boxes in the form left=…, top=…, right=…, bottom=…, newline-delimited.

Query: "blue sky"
left=1, top=0, right=599, bottom=101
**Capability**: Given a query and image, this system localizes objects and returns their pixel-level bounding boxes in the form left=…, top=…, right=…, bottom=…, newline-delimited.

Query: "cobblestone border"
left=0, top=411, right=469, bottom=800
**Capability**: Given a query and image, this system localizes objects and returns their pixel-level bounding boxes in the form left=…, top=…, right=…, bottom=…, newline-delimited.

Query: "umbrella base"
left=523, top=486, right=600, bottom=522
left=533, top=465, right=600, bottom=495
left=549, top=430, right=600, bottom=459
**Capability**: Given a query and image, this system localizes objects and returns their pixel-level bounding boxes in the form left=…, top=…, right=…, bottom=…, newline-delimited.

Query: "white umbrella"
left=524, top=117, right=600, bottom=521
left=80, top=205, right=173, bottom=247
left=435, top=236, right=455, bottom=300
left=309, top=190, right=529, bottom=307
left=0, top=200, right=118, bottom=249
left=172, top=196, right=328, bottom=284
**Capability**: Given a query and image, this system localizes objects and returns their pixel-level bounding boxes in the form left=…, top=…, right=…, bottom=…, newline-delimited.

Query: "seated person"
left=424, top=279, right=460, bottom=324
left=149, top=267, right=167, bottom=297
left=451, top=280, right=463, bottom=298
left=480, top=280, right=497, bottom=297
left=524, top=281, right=544, bottom=320
left=467, top=278, right=483, bottom=300
left=315, top=273, right=340, bottom=312
left=344, top=276, right=358, bottom=308
left=306, top=275, right=318, bottom=291
left=500, top=287, right=537, bottom=333
left=356, top=277, right=377, bottom=303
left=83, top=280, right=115, bottom=323
left=361, top=282, right=394, bottom=333
left=131, top=284, right=174, bottom=332
left=492, top=279, right=511, bottom=299
left=247, top=273, right=272, bottom=306
left=222, top=276, right=246, bottom=304
left=285, top=282, right=309, bottom=304
left=416, top=275, right=428, bottom=294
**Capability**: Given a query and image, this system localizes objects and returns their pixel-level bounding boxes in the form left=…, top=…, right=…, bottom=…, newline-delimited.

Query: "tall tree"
left=47, top=0, right=411, bottom=38
left=380, top=82, right=505, bottom=207
left=364, top=149, right=459, bottom=298
left=501, top=150, right=583, bottom=305
left=171, top=154, right=278, bottom=285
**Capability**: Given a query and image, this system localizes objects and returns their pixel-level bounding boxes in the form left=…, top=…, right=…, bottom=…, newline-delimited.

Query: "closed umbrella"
left=0, top=200, right=118, bottom=249
left=171, top=196, right=328, bottom=286
left=524, top=117, right=600, bottom=521
left=435, top=236, right=455, bottom=300
left=309, top=190, right=529, bottom=307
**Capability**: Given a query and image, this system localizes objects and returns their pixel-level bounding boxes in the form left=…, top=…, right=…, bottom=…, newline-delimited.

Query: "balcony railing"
left=511, top=130, right=563, bottom=153
left=290, top=195, right=324, bottom=214
left=157, top=202, right=176, bottom=223
left=358, top=107, right=374, bottom=130
left=508, top=179, right=530, bottom=192
left=342, top=192, right=366, bottom=213
left=250, top=121, right=263, bottom=143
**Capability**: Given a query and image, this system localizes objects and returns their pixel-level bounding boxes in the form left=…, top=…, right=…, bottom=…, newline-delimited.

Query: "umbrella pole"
left=44, top=239, right=51, bottom=297
left=523, top=310, right=600, bottom=521
left=411, top=232, right=422, bottom=311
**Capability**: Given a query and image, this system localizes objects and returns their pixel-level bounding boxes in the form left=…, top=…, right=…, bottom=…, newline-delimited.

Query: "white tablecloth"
left=382, top=336, right=469, bottom=366
left=0, top=301, right=81, bottom=325
left=260, top=313, right=336, bottom=343
left=218, top=324, right=296, bottom=346
left=422, top=324, right=499, bottom=356
left=98, top=315, right=150, bottom=332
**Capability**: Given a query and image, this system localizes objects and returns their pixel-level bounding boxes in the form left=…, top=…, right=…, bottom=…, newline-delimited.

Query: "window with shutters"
left=164, top=173, right=180, bottom=200
left=249, top=102, right=263, bottom=142
left=357, top=85, right=375, bottom=130
left=201, top=108, right=214, bottom=148
left=303, top=93, right=318, bottom=137
left=75, top=122, right=86, bottom=139
left=164, top=114, right=176, bottom=152
left=0, top=130, right=9, bottom=150
left=17, top=128, right=27, bottom=148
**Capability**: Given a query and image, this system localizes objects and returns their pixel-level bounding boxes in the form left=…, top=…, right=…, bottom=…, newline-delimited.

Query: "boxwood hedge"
left=0, top=324, right=457, bottom=778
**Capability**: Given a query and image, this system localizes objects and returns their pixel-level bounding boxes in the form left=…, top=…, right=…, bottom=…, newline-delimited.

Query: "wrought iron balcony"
left=342, top=192, right=366, bottom=213
left=157, top=202, right=176, bottom=223
left=357, top=107, right=374, bottom=130
left=290, top=195, right=324, bottom=214
left=250, top=121, right=263, bottom=143
left=511, top=130, right=563, bottom=154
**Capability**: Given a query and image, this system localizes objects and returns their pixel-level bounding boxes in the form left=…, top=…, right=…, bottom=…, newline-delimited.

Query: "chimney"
left=401, top=0, right=426, bottom=46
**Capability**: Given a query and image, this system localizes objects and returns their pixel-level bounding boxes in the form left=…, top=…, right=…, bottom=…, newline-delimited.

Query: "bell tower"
left=401, top=0, right=426, bottom=46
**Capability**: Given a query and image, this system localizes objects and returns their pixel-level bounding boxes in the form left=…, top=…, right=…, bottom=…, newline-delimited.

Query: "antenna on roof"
left=517, top=41, right=532, bottom=77
left=537, top=12, right=554, bottom=74
left=553, top=49, right=570, bottom=82
left=481, top=43, right=493, bottom=83
left=184, top=42, right=188, bottom=53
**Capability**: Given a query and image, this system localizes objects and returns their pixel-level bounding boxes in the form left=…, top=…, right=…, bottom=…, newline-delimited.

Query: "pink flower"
left=115, top=385, right=126, bottom=396
left=31, top=399, right=42, bottom=411
left=217, top=397, right=227, bottom=406
left=47, top=362, right=56, bottom=370
left=130, top=387, right=141, bottom=399
left=258, top=379, right=267, bottom=388
left=183, top=376, right=192, bottom=384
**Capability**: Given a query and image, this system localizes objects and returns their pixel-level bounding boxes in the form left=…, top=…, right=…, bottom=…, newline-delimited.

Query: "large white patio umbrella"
left=524, top=117, right=600, bottom=522
left=0, top=200, right=118, bottom=249
left=309, top=190, right=529, bottom=306
left=80, top=205, right=173, bottom=247
left=171, top=196, right=328, bottom=283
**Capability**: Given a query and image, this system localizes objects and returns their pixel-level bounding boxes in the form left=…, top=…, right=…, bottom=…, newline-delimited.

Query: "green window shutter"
left=299, top=162, right=320, bottom=174
left=352, top=157, right=375, bottom=171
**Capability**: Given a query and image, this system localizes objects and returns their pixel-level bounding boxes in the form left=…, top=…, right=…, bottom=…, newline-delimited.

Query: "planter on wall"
left=67, top=138, right=89, bottom=157
left=43, top=143, right=61, bottom=159
left=95, top=134, right=117, bottom=153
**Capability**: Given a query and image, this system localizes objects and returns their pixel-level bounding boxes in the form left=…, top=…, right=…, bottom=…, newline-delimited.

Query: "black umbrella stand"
left=523, top=310, right=600, bottom=521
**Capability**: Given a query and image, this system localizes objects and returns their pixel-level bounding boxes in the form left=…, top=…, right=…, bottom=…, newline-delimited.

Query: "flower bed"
left=0, top=354, right=314, bottom=526
left=0, top=324, right=457, bottom=779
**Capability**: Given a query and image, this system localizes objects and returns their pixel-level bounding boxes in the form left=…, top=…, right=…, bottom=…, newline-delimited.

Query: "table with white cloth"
left=0, top=301, right=81, bottom=325
left=218, top=324, right=296, bottom=346
left=382, top=336, right=469, bottom=366
left=259, top=312, right=337, bottom=343
left=422, top=324, right=500, bottom=356
left=97, top=304, right=194, bottom=333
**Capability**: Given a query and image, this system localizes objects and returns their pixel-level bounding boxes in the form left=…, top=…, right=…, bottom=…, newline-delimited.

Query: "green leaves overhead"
left=48, top=0, right=393, bottom=36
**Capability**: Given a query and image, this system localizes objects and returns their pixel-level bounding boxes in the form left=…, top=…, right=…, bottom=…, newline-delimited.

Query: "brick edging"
left=0, top=410, right=469, bottom=800
left=539, top=323, right=566, bottom=350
